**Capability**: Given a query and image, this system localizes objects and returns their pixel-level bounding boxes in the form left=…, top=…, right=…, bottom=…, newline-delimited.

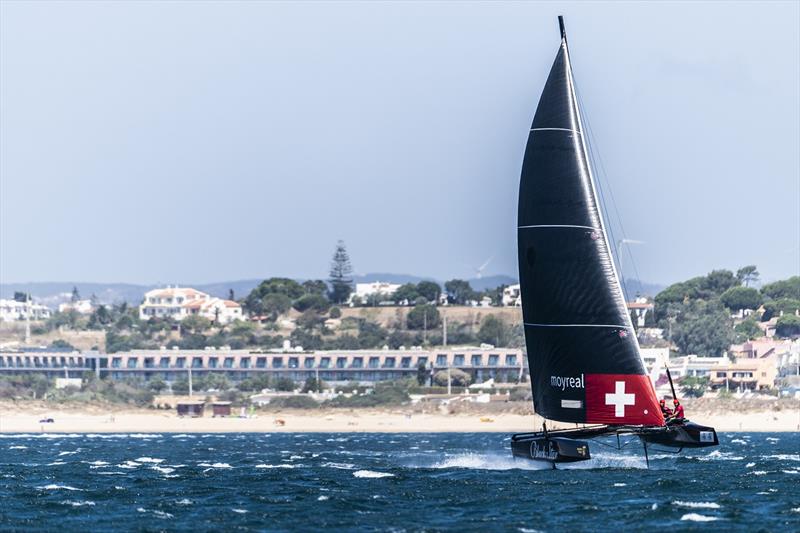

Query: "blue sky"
left=1, top=1, right=798, bottom=286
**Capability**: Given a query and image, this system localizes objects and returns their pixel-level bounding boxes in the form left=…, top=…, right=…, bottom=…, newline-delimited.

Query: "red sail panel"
left=584, top=374, right=664, bottom=426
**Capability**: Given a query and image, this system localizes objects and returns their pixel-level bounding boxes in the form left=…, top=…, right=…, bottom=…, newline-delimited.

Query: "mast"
left=517, top=17, right=663, bottom=427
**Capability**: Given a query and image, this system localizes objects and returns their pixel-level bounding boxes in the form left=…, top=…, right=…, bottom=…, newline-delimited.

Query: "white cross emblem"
left=605, top=381, right=635, bottom=417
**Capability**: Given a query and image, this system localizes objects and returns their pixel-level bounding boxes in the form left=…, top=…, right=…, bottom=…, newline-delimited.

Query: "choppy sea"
left=1, top=432, right=798, bottom=531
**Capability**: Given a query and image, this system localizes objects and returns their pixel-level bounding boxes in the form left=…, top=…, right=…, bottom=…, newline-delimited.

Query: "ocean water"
left=1, top=432, right=798, bottom=531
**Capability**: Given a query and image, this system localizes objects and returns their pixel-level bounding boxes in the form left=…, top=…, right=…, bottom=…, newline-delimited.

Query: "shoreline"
left=1, top=408, right=797, bottom=434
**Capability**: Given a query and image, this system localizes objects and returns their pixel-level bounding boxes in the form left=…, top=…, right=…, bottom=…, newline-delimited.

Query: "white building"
left=502, top=284, right=521, bottom=306
left=0, top=299, right=51, bottom=322
left=139, top=287, right=243, bottom=324
left=58, top=299, right=93, bottom=314
left=349, top=282, right=401, bottom=304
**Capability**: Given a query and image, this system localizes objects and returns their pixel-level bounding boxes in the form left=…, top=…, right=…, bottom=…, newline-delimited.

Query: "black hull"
left=638, top=420, right=719, bottom=449
left=511, top=434, right=591, bottom=463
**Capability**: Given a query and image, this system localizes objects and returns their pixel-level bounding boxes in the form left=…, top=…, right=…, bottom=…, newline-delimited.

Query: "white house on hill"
left=139, top=287, right=243, bottom=324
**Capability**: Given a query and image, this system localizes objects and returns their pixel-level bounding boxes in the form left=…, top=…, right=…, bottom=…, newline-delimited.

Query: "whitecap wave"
left=151, top=466, right=175, bottom=474
left=322, top=462, right=355, bottom=470
left=353, top=470, right=394, bottom=478
left=58, top=451, right=79, bottom=456
left=255, top=464, right=297, bottom=469
left=762, top=454, right=799, bottom=461
left=681, top=513, right=719, bottom=522
left=38, top=484, right=84, bottom=491
left=135, top=457, right=164, bottom=464
left=730, top=438, right=747, bottom=445
left=697, top=450, right=744, bottom=461
left=318, top=495, right=329, bottom=501
left=9, top=445, right=27, bottom=449
left=137, top=508, right=173, bottom=519
left=61, top=500, right=95, bottom=507
left=232, top=508, right=248, bottom=514
left=198, top=462, right=232, bottom=469
left=176, top=499, right=193, bottom=505
left=673, top=501, right=721, bottom=509
left=429, top=453, right=549, bottom=471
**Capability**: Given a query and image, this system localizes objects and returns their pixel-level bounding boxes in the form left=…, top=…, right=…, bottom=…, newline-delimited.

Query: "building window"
left=192, top=357, right=203, bottom=368
left=176, top=357, right=186, bottom=368
left=400, top=357, right=412, bottom=368
left=240, top=358, right=251, bottom=369
left=417, top=357, right=427, bottom=366
left=715, top=372, right=726, bottom=378
left=436, top=354, right=447, bottom=366
left=471, top=354, right=482, bottom=366
left=368, top=357, right=380, bottom=369
left=488, top=354, right=499, bottom=366
left=273, top=358, right=283, bottom=369
left=320, top=357, right=331, bottom=369
left=384, top=357, right=396, bottom=368
left=127, top=358, right=138, bottom=369
left=256, top=357, right=267, bottom=368
left=160, top=357, right=170, bottom=368
left=336, top=357, right=347, bottom=369
left=223, top=357, right=234, bottom=368
left=453, top=354, right=465, bottom=366
left=144, top=357, right=155, bottom=369
left=304, top=357, right=315, bottom=369
left=112, top=358, right=122, bottom=368
left=505, top=354, right=517, bottom=366
left=289, top=357, right=299, bottom=369
left=209, top=357, right=218, bottom=368
left=352, top=357, right=363, bottom=368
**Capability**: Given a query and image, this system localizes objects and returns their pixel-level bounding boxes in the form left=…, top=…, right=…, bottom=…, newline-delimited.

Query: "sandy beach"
left=1, top=404, right=797, bottom=434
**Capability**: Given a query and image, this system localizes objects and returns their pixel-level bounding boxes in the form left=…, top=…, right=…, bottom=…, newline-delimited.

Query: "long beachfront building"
left=0, top=348, right=527, bottom=384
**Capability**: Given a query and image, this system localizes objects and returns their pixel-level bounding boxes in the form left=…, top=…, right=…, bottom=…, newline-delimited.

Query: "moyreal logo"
left=550, top=373, right=585, bottom=391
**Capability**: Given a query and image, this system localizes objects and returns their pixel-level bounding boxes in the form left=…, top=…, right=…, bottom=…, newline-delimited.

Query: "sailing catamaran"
left=511, top=17, right=719, bottom=466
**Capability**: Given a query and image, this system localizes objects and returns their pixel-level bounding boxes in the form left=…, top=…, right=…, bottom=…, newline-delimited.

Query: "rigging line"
left=573, top=84, right=645, bottom=300
left=572, top=80, right=644, bottom=298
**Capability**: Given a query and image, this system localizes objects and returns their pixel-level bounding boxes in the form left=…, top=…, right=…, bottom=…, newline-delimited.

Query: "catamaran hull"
left=639, top=421, right=719, bottom=448
left=510, top=435, right=591, bottom=463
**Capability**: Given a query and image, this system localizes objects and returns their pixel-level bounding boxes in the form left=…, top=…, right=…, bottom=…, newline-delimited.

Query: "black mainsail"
left=517, top=17, right=663, bottom=427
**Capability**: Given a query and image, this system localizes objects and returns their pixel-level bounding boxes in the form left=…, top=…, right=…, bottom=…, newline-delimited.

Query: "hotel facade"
left=0, top=348, right=527, bottom=384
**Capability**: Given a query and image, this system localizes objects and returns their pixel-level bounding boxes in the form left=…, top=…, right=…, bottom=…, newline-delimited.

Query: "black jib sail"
left=517, top=17, right=662, bottom=427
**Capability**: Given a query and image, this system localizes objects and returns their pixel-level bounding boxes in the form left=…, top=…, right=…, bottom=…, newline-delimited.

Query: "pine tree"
left=328, top=240, right=354, bottom=304
left=71, top=286, right=80, bottom=303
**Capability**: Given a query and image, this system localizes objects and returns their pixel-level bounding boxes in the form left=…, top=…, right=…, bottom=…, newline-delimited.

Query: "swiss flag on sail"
left=585, top=374, right=664, bottom=426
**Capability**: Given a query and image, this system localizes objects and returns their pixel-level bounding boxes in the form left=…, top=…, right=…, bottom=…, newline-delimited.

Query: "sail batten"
left=517, top=18, right=663, bottom=427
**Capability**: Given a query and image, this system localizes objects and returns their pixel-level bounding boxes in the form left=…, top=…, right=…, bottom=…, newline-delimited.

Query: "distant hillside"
left=1, top=274, right=662, bottom=308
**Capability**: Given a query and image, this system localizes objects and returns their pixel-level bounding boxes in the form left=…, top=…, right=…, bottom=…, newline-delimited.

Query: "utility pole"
left=188, top=366, right=193, bottom=397
left=423, top=309, right=427, bottom=343
left=447, top=363, right=451, bottom=395
left=442, top=315, right=447, bottom=347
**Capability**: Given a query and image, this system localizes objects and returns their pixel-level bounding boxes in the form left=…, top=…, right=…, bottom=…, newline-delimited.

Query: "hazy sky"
left=1, top=1, right=798, bottom=286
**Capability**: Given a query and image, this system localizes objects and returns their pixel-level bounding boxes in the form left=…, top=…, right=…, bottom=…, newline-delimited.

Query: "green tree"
left=147, top=377, right=168, bottom=393
left=392, top=283, right=419, bottom=304
left=12, top=291, right=28, bottom=303
left=416, top=281, right=442, bottom=304
left=244, top=278, right=304, bottom=315
left=679, top=376, right=708, bottom=398
left=302, top=376, right=326, bottom=393
left=329, top=306, right=342, bottom=319
left=701, top=270, right=739, bottom=295
left=761, top=298, right=800, bottom=321
left=328, top=240, right=354, bottom=304
left=357, top=320, right=388, bottom=349
left=50, top=339, right=76, bottom=350
left=181, top=314, right=212, bottom=334
left=734, top=318, right=764, bottom=342
left=761, top=276, right=800, bottom=300
left=171, top=378, right=190, bottom=395
left=671, top=300, right=734, bottom=356
left=433, top=368, right=471, bottom=387
left=720, top=286, right=763, bottom=312
left=444, top=279, right=476, bottom=305
left=302, top=280, right=328, bottom=295
left=775, top=315, right=800, bottom=337
left=477, top=315, right=510, bottom=346
left=262, top=293, right=292, bottom=321
left=274, top=377, right=296, bottom=392
left=71, top=286, right=81, bottom=303
left=416, top=361, right=430, bottom=385
left=293, top=293, right=331, bottom=313
left=736, top=265, right=760, bottom=287
left=406, top=304, right=441, bottom=330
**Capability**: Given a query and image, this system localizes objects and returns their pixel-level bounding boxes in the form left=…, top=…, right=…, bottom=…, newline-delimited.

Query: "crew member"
left=672, top=399, right=685, bottom=420
left=659, top=399, right=673, bottom=418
